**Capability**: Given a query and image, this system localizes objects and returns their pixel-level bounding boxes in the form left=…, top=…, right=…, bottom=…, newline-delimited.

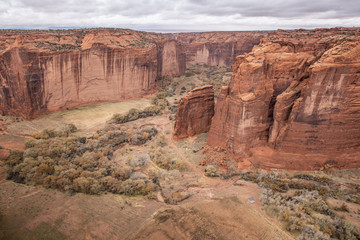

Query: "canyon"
left=207, top=27, right=360, bottom=170
left=0, top=29, right=185, bottom=119
left=165, top=31, right=269, bottom=67
left=1, top=27, right=360, bottom=171
left=0, top=28, right=360, bottom=239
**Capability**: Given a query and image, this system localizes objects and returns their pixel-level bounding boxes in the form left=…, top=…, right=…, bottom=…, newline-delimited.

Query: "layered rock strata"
left=0, top=29, right=185, bottom=119
left=165, top=31, right=270, bottom=67
left=174, top=85, right=215, bottom=140
left=207, top=28, right=360, bottom=170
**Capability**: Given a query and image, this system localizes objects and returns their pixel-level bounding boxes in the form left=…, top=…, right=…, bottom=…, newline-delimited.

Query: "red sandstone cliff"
left=207, top=27, right=360, bottom=170
left=174, top=85, right=215, bottom=140
left=165, top=31, right=270, bottom=67
left=0, top=29, right=185, bottom=119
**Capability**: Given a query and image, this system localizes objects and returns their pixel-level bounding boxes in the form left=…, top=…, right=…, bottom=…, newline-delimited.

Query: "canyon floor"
left=0, top=65, right=359, bottom=240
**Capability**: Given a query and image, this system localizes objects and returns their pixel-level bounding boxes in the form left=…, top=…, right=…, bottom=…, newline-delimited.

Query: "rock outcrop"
left=174, top=85, right=215, bottom=140
left=207, top=28, right=360, bottom=170
left=0, top=29, right=186, bottom=119
left=165, top=31, right=270, bottom=67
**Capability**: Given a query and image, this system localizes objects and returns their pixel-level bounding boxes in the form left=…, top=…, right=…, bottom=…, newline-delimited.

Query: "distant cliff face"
left=165, top=32, right=270, bottom=67
left=0, top=29, right=185, bottom=119
left=173, top=85, right=215, bottom=140
left=207, top=28, right=360, bottom=170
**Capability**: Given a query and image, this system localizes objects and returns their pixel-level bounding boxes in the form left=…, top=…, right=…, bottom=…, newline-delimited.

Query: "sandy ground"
left=6, top=98, right=152, bottom=136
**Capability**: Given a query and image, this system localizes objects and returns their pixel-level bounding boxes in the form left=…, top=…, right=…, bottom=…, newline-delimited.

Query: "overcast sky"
left=0, top=0, right=359, bottom=31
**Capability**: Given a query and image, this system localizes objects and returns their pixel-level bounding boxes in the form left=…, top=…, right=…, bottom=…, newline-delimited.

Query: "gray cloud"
left=0, top=0, right=359, bottom=31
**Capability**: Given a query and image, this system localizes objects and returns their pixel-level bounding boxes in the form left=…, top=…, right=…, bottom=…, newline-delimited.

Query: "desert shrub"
left=32, top=124, right=78, bottom=139
left=73, top=177, right=102, bottom=194
left=142, top=105, right=161, bottom=116
left=25, top=139, right=36, bottom=148
left=100, top=176, right=119, bottom=193
left=294, top=174, right=332, bottom=184
left=130, top=154, right=150, bottom=167
left=157, top=135, right=167, bottom=147
left=260, top=178, right=289, bottom=193
left=111, top=106, right=162, bottom=124
left=156, top=76, right=173, bottom=89
left=59, top=123, right=78, bottom=136
left=6, top=122, right=159, bottom=197
left=117, top=179, right=155, bottom=195
left=297, top=225, right=330, bottom=240
left=149, top=148, right=186, bottom=171
left=185, top=70, right=195, bottom=77
left=204, top=165, right=218, bottom=177
left=332, top=217, right=360, bottom=240
left=151, top=92, right=170, bottom=109
left=6, top=150, right=23, bottom=167
left=180, top=86, right=186, bottom=94
left=238, top=170, right=259, bottom=182
left=334, top=203, right=349, bottom=212
left=239, top=170, right=331, bottom=195
left=168, top=105, right=178, bottom=114
left=111, top=165, right=133, bottom=181
left=130, top=127, right=158, bottom=145
left=130, top=172, right=148, bottom=180
left=260, top=188, right=360, bottom=239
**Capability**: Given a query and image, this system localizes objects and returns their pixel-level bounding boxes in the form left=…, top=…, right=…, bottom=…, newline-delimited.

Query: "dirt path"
left=163, top=124, right=294, bottom=240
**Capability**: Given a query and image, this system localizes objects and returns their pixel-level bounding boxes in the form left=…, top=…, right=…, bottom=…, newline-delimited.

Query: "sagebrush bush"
left=149, top=147, right=187, bottom=171
left=6, top=150, right=23, bottom=167
left=204, top=165, right=218, bottom=177
left=259, top=187, right=360, bottom=239
left=111, top=106, right=162, bottom=124
left=151, top=92, right=171, bottom=110
left=32, top=124, right=78, bottom=139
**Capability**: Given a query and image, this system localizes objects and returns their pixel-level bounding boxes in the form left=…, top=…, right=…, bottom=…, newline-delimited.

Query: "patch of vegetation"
left=148, top=147, right=187, bottom=171
left=151, top=92, right=171, bottom=110
left=204, top=165, right=219, bottom=177
left=111, top=91, right=174, bottom=124
left=5, top=123, right=158, bottom=196
left=32, top=124, right=77, bottom=139
left=35, top=41, right=80, bottom=51
left=236, top=170, right=360, bottom=239
left=261, top=189, right=360, bottom=240
left=111, top=106, right=162, bottom=124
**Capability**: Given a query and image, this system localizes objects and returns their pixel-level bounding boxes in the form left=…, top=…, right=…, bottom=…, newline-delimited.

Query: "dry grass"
left=6, top=98, right=152, bottom=136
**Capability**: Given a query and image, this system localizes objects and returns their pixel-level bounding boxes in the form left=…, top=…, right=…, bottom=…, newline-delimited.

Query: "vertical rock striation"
left=165, top=32, right=270, bottom=67
left=173, top=85, right=215, bottom=140
left=207, top=28, right=360, bottom=170
left=0, top=29, right=186, bottom=119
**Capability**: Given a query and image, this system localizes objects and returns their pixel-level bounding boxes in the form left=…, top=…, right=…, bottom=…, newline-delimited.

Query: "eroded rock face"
left=208, top=28, right=360, bottom=170
left=174, top=85, right=215, bottom=140
left=0, top=29, right=185, bottom=119
left=165, top=32, right=270, bottom=67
